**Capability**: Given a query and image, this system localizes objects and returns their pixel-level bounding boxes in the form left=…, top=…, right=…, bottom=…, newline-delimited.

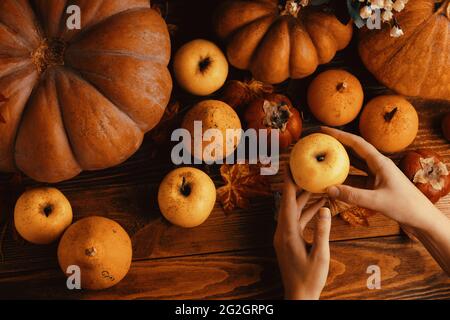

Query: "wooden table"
left=0, top=0, right=449, bottom=299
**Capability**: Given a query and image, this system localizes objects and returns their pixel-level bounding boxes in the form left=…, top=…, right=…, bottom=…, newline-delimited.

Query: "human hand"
left=321, top=126, right=441, bottom=230
left=274, top=169, right=331, bottom=300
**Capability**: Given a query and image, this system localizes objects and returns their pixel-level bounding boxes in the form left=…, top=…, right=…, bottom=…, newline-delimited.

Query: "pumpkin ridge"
left=53, top=67, right=144, bottom=170
left=64, top=7, right=153, bottom=45
left=60, top=65, right=144, bottom=132
left=0, top=22, right=34, bottom=55
left=371, top=13, right=437, bottom=76
left=66, top=48, right=168, bottom=64
left=3, top=0, right=42, bottom=47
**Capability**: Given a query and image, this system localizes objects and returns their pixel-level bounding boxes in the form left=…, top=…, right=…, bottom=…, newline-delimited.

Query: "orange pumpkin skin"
left=359, top=0, right=450, bottom=100
left=244, top=94, right=302, bottom=149
left=0, top=0, right=172, bottom=183
left=214, top=0, right=353, bottom=84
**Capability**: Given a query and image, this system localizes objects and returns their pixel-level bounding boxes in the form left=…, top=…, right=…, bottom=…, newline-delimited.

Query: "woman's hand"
left=274, top=169, right=331, bottom=300
left=322, top=126, right=450, bottom=275
left=321, top=126, right=440, bottom=230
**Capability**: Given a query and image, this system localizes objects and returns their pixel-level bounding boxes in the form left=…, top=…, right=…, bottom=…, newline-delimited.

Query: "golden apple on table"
left=173, top=39, right=228, bottom=96
left=158, top=167, right=217, bottom=228
left=290, top=133, right=350, bottom=194
left=14, top=187, right=73, bottom=245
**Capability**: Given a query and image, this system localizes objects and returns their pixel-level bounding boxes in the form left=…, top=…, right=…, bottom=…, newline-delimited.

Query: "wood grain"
left=0, top=236, right=448, bottom=300
left=0, top=0, right=449, bottom=299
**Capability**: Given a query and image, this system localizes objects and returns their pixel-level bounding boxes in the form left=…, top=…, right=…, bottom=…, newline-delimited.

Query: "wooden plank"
left=0, top=236, right=448, bottom=300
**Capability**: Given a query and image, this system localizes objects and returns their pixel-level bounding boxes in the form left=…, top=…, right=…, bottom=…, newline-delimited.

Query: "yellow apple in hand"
left=14, top=188, right=73, bottom=244
left=158, top=167, right=216, bottom=228
left=290, top=133, right=350, bottom=193
left=173, top=39, right=228, bottom=96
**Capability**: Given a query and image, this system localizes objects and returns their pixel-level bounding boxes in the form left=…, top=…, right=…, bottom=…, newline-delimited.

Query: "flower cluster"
left=358, top=0, right=409, bottom=37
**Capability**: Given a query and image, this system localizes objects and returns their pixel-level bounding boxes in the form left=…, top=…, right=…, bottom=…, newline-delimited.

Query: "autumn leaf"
left=217, top=163, right=272, bottom=213
left=340, top=206, right=376, bottom=227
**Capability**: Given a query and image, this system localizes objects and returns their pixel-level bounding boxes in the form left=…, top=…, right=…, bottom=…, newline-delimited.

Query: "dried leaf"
left=340, top=206, right=376, bottom=227
left=217, top=163, right=272, bottom=213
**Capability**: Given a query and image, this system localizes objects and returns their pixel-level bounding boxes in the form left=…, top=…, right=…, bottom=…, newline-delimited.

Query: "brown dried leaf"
left=340, top=206, right=376, bottom=227
left=217, top=163, right=272, bottom=213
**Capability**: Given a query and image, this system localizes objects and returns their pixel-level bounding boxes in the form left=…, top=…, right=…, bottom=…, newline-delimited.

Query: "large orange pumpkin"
left=0, top=0, right=172, bottom=183
left=359, top=0, right=450, bottom=100
left=214, top=0, right=353, bottom=84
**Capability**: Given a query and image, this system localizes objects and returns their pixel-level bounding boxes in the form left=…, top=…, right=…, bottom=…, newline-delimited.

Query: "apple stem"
left=384, top=107, right=398, bottom=122
left=85, top=247, right=97, bottom=257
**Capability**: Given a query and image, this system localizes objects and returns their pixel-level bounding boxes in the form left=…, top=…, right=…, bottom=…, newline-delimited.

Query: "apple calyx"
left=316, top=153, right=326, bottom=162
left=413, top=156, right=449, bottom=191
left=43, top=204, right=53, bottom=217
left=198, top=57, right=212, bottom=74
left=384, top=107, right=398, bottom=122
left=180, top=176, right=192, bottom=197
left=262, top=100, right=292, bottom=131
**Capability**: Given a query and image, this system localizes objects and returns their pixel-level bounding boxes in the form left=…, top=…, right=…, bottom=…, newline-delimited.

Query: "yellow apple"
left=14, top=188, right=73, bottom=244
left=290, top=133, right=350, bottom=193
left=173, top=39, right=228, bottom=96
left=158, top=167, right=216, bottom=228
left=182, top=99, right=242, bottom=162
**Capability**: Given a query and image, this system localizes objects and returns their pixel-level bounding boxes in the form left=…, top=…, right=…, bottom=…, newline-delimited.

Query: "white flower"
left=393, top=0, right=405, bottom=12
left=370, top=0, right=384, bottom=9
left=390, top=25, right=404, bottom=37
left=360, top=6, right=373, bottom=19
left=384, top=0, right=394, bottom=10
left=382, top=9, right=393, bottom=22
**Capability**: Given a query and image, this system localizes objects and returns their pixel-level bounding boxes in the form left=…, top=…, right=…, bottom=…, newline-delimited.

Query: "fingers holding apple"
left=14, top=187, right=73, bottom=245
left=173, top=39, right=229, bottom=96
left=158, top=167, right=216, bottom=228
left=289, top=133, right=350, bottom=193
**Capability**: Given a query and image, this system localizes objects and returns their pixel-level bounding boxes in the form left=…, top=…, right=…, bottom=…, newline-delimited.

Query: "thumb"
left=327, top=185, right=377, bottom=210
left=311, top=208, right=331, bottom=261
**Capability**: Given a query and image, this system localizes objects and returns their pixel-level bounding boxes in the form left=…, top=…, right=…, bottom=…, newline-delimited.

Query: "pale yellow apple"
left=173, top=39, right=228, bottom=96
left=158, top=167, right=216, bottom=228
left=182, top=100, right=242, bottom=162
left=14, top=188, right=73, bottom=244
left=290, top=133, right=350, bottom=193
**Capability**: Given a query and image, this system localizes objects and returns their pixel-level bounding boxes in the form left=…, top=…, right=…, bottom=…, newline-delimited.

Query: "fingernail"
left=319, top=208, right=331, bottom=219
left=327, top=186, right=340, bottom=198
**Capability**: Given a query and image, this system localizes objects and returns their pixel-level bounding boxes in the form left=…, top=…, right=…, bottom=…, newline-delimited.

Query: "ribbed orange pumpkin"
left=0, top=0, right=172, bottom=183
left=359, top=0, right=450, bottom=100
left=214, top=0, right=353, bottom=84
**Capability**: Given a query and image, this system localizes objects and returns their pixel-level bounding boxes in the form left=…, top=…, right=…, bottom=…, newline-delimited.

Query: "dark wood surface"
left=0, top=0, right=449, bottom=299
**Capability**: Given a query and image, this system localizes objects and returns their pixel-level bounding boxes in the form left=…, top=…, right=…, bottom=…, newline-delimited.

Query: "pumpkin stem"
left=279, top=0, right=307, bottom=18
left=384, top=107, right=398, bottom=122
left=32, top=39, right=66, bottom=74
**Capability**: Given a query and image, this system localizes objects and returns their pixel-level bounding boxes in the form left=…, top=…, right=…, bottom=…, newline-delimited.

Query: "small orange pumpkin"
left=244, top=94, right=302, bottom=149
left=214, top=0, right=353, bottom=84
